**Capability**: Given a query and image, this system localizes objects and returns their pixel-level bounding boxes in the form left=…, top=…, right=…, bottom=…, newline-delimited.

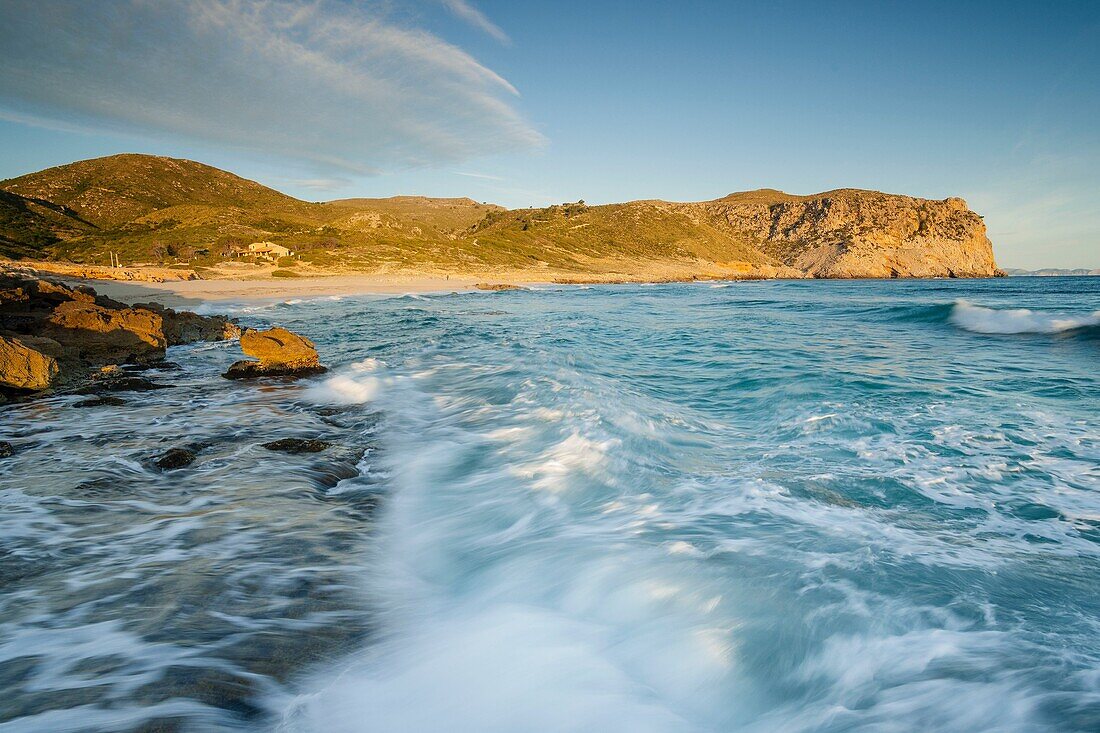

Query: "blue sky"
left=1, top=0, right=1097, bottom=268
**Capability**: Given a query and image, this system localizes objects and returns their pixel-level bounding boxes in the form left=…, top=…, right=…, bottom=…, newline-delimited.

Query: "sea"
left=1, top=277, right=1098, bottom=732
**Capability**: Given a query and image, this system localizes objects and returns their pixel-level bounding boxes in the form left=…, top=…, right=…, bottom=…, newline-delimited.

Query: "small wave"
left=950, top=299, right=1100, bottom=335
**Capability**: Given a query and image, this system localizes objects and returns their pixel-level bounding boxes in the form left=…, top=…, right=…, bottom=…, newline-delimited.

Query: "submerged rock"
left=73, top=375, right=168, bottom=394
left=223, top=327, right=326, bottom=379
left=0, top=441, right=14, bottom=458
left=262, top=438, right=330, bottom=454
left=0, top=334, right=60, bottom=391
left=73, top=396, right=127, bottom=408
left=154, top=447, right=197, bottom=470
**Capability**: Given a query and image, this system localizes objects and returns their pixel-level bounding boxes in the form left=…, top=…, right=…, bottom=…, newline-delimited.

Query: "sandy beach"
left=57, top=273, right=486, bottom=307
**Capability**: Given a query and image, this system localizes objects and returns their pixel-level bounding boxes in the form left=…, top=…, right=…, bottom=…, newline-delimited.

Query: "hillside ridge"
left=0, top=154, right=1000, bottom=280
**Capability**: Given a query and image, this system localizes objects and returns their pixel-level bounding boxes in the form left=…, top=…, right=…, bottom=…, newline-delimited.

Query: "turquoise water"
left=1, top=278, right=1098, bottom=731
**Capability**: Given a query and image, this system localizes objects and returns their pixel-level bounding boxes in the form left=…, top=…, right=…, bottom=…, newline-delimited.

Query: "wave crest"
left=950, top=299, right=1100, bottom=335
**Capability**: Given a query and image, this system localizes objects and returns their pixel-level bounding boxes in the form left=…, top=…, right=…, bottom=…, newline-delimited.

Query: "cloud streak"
left=439, top=0, right=511, bottom=44
left=0, top=0, right=542, bottom=172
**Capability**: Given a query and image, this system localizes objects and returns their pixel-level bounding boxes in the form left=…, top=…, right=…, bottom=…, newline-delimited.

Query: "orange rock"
left=44, top=300, right=166, bottom=365
left=0, top=335, right=60, bottom=391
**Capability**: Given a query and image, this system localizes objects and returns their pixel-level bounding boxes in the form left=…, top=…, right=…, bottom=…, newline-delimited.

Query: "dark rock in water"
left=0, top=441, right=14, bottom=458
left=73, top=376, right=168, bottom=394
left=131, top=665, right=263, bottom=721
left=223, top=327, right=326, bottom=380
left=262, top=438, right=330, bottom=454
left=155, top=448, right=196, bottom=470
left=223, top=360, right=327, bottom=379
left=73, top=396, right=127, bottom=408
left=122, top=360, right=181, bottom=373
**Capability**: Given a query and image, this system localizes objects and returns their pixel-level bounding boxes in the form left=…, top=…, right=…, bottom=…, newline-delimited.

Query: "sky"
left=0, top=0, right=1097, bottom=269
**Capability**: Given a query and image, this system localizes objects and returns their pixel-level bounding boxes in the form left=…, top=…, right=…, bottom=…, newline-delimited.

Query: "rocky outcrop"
left=44, top=300, right=167, bottom=365
left=134, top=302, right=240, bottom=345
left=0, top=271, right=239, bottom=396
left=0, top=334, right=60, bottom=390
left=262, top=438, right=330, bottom=453
left=475, top=283, right=526, bottom=291
left=223, top=327, right=327, bottom=379
left=690, top=190, right=1000, bottom=278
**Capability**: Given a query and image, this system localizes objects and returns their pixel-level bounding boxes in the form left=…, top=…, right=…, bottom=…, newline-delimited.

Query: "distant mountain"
left=1003, top=268, right=1099, bottom=277
left=0, top=154, right=1001, bottom=279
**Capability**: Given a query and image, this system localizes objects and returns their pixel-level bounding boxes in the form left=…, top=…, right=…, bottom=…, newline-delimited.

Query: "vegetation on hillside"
left=0, top=154, right=998, bottom=279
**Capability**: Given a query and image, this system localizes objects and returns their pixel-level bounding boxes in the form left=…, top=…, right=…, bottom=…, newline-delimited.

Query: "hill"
left=0, top=154, right=1001, bottom=280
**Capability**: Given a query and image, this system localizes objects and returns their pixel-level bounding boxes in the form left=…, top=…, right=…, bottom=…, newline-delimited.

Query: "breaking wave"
left=950, top=299, right=1100, bottom=335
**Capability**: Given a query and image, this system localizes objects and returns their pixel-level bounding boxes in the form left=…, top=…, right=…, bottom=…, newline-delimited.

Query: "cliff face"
left=691, top=190, right=1000, bottom=278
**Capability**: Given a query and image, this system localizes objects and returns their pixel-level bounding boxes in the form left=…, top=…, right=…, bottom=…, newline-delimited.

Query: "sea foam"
left=950, top=299, right=1100, bottom=334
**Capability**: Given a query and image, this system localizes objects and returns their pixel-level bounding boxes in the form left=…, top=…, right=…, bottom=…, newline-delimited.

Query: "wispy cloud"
left=439, top=0, right=511, bottom=44
left=453, top=170, right=505, bottom=181
left=0, top=0, right=542, bottom=172
left=280, top=177, right=354, bottom=192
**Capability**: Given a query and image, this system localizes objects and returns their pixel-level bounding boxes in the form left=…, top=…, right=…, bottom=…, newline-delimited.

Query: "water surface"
left=2, top=278, right=1098, bottom=732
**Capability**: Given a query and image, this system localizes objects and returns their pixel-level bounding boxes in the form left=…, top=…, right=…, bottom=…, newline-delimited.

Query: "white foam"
left=282, top=605, right=693, bottom=733
left=951, top=299, right=1100, bottom=334
left=304, top=358, right=388, bottom=404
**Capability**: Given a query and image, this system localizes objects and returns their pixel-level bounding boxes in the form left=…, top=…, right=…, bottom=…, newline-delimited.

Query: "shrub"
left=271, top=269, right=299, bottom=278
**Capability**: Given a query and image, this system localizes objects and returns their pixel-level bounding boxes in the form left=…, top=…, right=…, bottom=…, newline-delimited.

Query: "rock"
left=72, top=376, right=168, bottom=394
left=0, top=441, right=14, bottom=458
left=0, top=271, right=241, bottom=397
left=154, top=448, right=196, bottom=470
left=689, top=190, right=999, bottom=279
left=475, top=283, right=526, bottom=291
left=223, top=360, right=327, bottom=379
left=223, top=327, right=326, bottom=379
left=73, top=396, right=127, bottom=408
left=0, top=335, right=60, bottom=391
left=44, top=300, right=166, bottom=365
left=134, top=302, right=241, bottom=345
left=261, top=438, right=330, bottom=454
left=241, top=327, right=318, bottom=364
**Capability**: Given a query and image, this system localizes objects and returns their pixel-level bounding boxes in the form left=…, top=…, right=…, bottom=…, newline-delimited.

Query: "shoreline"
left=52, top=274, right=487, bottom=307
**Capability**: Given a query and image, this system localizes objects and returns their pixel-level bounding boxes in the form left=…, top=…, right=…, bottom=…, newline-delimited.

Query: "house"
left=246, top=242, right=293, bottom=260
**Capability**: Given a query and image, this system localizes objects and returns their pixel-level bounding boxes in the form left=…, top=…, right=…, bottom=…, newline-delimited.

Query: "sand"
left=58, top=274, right=485, bottom=308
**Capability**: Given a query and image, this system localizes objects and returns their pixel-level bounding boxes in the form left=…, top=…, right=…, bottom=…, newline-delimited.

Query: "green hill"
left=0, top=154, right=1001, bottom=279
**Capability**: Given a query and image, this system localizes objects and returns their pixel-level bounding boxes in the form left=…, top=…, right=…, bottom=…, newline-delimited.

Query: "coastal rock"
left=0, top=272, right=240, bottom=394
left=689, top=190, right=999, bottom=278
left=475, top=283, right=526, bottom=291
left=73, top=375, right=168, bottom=394
left=0, top=334, right=60, bottom=391
left=154, top=447, right=197, bottom=470
left=73, top=395, right=127, bottom=407
left=134, top=302, right=241, bottom=345
left=223, top=327, right=326, bottom=379
left=44, top=300, right=167, bottom=365
left=261, top=438, right=330, bottom=454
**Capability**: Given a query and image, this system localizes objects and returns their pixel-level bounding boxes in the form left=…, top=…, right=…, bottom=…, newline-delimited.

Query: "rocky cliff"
left=689, top=189, right=1000, bottom=278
